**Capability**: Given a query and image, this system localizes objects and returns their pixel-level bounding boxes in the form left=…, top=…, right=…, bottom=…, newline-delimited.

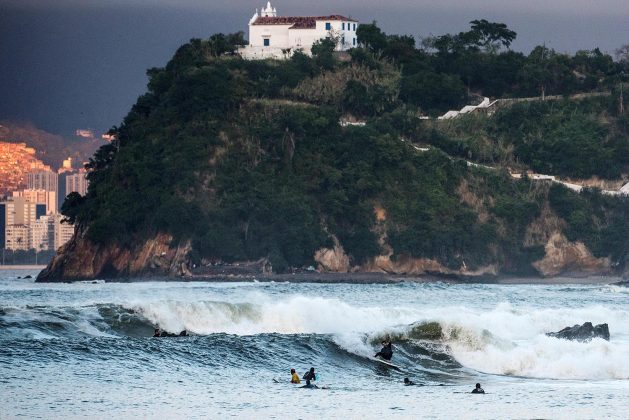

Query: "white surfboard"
left=371, top=356, right=402, bottom=370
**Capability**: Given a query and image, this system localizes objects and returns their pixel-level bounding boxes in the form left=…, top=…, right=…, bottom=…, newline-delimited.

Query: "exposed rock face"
left=314, top=243, right=498, bottom=277
left=314, top=240, right=350, bottom=273
left=547, top=322, right=610, bottom=341
left=524, top=204, right=565, bottom=247
left=39, top=211, right=614, bottom=282
left=533, top=233, right=610, bottom=277
left=36, top=228, right=191, bottom=282
left=360, top=254, right=498, bottom=277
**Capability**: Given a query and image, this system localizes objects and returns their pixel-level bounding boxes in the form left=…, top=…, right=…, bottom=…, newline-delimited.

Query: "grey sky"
left=1, top=0, right=627, bottom=136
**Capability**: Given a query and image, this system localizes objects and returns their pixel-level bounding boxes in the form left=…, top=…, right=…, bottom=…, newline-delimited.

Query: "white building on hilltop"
left=239, top=2, right=359, bottom=59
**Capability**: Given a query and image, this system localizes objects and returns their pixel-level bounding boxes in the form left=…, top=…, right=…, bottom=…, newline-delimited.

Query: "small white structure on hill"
left=438, top=97, right=499, bottom=120
left=239, top=2, right=359, bottom=59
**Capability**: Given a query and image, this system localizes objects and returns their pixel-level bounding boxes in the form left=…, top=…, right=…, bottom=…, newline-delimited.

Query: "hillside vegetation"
left=56, top=23, right=629, bottom=278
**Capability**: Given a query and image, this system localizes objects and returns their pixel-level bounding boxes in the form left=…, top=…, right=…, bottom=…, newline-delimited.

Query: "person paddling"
left=302, top=367, right=317, bottom=387
left=375, top=340, right=393, bottom=361
left=290, top=368, right=301, bottom=384
left=471, top=383, right=485, bottom=394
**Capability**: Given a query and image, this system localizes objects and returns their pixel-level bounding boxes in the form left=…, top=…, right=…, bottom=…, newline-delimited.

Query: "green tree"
left=356, top=21, right=388, bottom=53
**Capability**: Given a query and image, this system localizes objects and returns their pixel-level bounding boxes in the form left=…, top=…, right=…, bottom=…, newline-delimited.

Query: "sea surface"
left=1, top=269, right=628, bottom=419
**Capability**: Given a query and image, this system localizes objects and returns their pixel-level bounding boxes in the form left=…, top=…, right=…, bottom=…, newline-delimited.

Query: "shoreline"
left=0, top=265, right=47, bottom=270
left=42, top=272, right=625, bottom=285
left=188, top=272, right=624, bottom=285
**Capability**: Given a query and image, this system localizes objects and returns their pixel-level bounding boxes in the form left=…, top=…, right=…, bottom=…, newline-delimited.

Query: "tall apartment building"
left=5, top=224, right=29, bottom=251
left=4, top=198, right=46, bottom=226
left=65, top=171, right=89, bottom=197
left=12, top=189, right=56, bottom=215
left=30, top=215, right=55, bottom=252
left=2, top=206, right=73, bottom=251
left=27, top=170, right=58, bottom=212
left=54, top=214, right=74, bottom=250
left=2, top=198, right=46, bottom=250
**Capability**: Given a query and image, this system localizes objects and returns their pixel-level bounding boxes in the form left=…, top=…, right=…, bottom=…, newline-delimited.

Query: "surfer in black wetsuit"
left=375, top=340, right=393, bottom=361
left=404, top=378, right=415, bottom=386
left=302, top=367, right=317, bottom=388
left=471, top=383, right=485, bottom=394
left=153, top=328, right=188, bottom=337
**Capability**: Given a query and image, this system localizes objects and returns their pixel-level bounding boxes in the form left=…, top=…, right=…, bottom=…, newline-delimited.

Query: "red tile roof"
left=252, top=15, right=357, bottom=29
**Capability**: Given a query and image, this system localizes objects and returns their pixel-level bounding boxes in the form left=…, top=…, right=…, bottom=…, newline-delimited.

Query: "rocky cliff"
left=38, top=216, right=612, bottom=281
left=37, top=228, right=191, bottom=281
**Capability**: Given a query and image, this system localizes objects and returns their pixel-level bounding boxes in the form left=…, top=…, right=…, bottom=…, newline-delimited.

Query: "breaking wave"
left=2, top=294, right=629, bottom=380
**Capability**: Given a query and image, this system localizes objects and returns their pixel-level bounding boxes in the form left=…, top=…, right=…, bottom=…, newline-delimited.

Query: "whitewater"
left=1, top=270, right=629, bottom=419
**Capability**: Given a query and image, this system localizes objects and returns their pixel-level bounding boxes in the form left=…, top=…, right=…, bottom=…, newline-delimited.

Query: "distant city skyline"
left=1, top=0, right=627, bottom=136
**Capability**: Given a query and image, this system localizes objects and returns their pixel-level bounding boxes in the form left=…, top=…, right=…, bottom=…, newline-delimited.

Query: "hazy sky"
left=1, top=0, right=627, bottom=136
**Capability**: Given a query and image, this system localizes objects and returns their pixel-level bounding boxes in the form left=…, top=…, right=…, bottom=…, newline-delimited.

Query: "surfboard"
left=371, top=356, right=402, bottom=370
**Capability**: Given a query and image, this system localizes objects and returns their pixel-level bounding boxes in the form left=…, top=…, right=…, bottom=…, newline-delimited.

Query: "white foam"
left=127, top=295, right=421, bottom=336
left=124, top=294, right=629, bottom=380
left=428, top=302, right=629, bottom=380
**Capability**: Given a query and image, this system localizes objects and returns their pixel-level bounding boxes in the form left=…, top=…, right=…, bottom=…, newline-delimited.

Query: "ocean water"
left=1, top=270, right=628, bottom=419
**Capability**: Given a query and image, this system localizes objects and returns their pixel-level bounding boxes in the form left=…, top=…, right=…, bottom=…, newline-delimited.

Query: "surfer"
left=290, top=368, right=301, bottom=384
left=403, top=378, right=415, bottom=386
left=152, top=328, right=188, bottom=337
left=302, top=367, right=317, bottom=387
left=471, top=383, right=485, bottom=394
left=375, top=340, right=393, bottom=361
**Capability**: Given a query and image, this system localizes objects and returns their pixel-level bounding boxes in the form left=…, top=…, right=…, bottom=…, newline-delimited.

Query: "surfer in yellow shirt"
left=290, top=368, right=301, bottom=384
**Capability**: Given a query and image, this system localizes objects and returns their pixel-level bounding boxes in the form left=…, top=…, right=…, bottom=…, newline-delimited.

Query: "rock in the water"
left=546, top=322, right=610, bottom=341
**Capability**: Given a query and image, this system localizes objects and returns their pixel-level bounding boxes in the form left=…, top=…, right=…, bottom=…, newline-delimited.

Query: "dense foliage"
left=64, top=24, right=629, bottom=274
left=424, top=96, right=629, bottom=179
left=356, top=21, right=625, bottom=114
left=549, top=185, right=629, bottom=264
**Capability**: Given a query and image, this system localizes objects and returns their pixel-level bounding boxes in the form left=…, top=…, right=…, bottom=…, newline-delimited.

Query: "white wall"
left=288, top=28, right=319, bottom=50
left=314, top=20, right=358, bottom=51
left=249, top=24, right=292, bottom=48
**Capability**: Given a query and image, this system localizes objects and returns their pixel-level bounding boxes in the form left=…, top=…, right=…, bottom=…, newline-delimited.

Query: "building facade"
left=30, top=215, right=54, bottom=252
left=3, top=198, right=45, bottom=226
left=5, top=224, right=29, bottom=251
left=27, top=170, right=58, bottom=212
left=240, top=2, right=358, bottom=59
left=65, top=171, right=89, bottom=197
left=12, top=189, right=57, bottom=215
left=54, top=214, right=74, bottom=250
left=2, top=198, right=46, bottom=250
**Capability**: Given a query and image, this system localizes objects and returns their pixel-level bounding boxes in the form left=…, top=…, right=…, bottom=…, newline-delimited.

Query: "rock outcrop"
left=314, top=239, right=350, bottom=272
left=36, top=228, right=191, bottom=282
left=546, top=322, right=610, bottom=341
left=314, top=244, right=497, bottom=277
left=533, top=233, right=610, bottom=277
left=360, top=254, right=497, bottom=277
